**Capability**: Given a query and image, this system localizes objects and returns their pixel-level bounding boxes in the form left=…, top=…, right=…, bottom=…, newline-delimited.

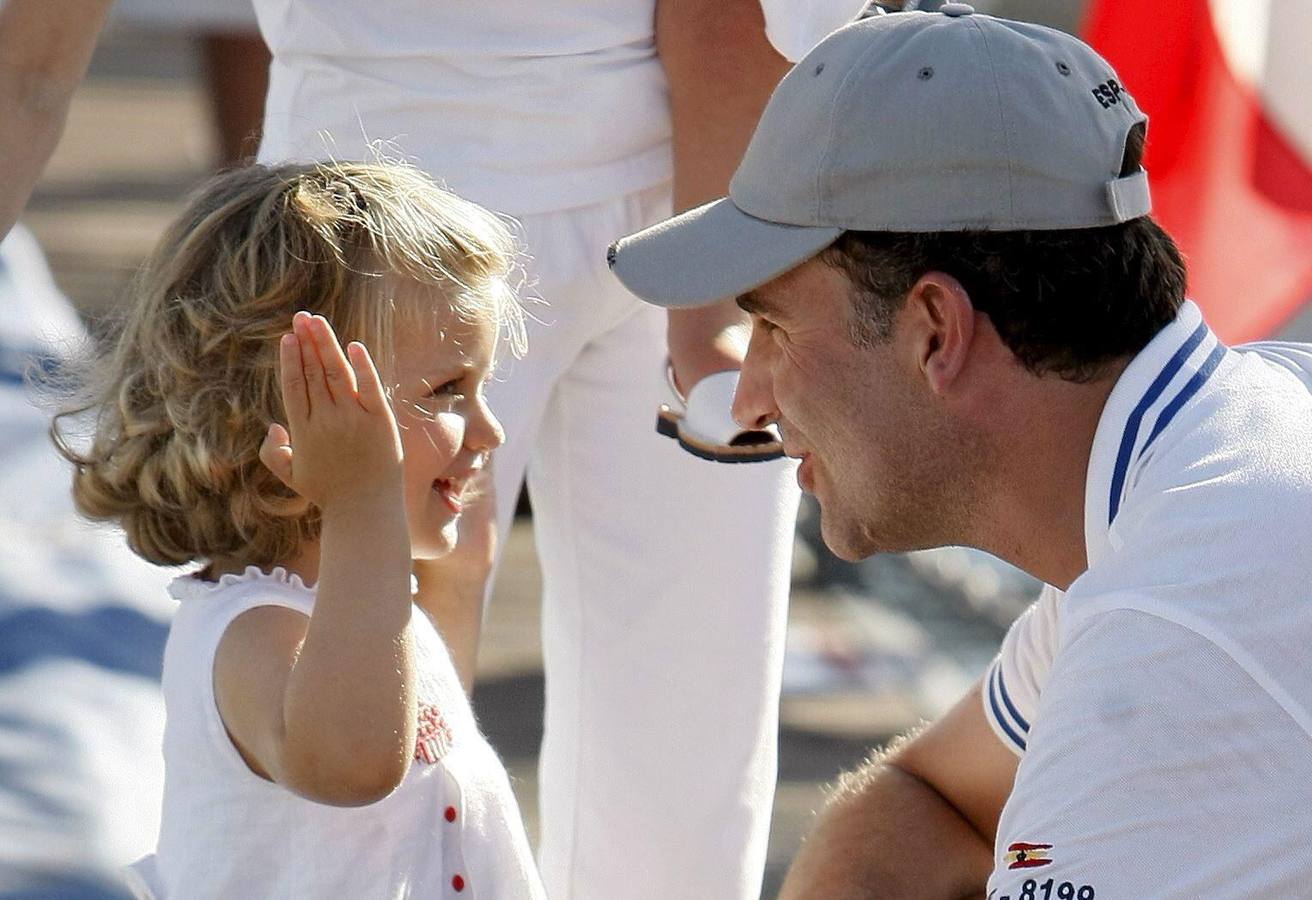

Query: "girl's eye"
left=407, top=378, right=466, bottom=419
left=429, top=379, right=463, bottom=397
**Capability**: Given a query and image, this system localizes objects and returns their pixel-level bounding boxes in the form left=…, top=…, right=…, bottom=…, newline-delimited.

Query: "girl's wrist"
left=316, top=473, right=404, bottom=519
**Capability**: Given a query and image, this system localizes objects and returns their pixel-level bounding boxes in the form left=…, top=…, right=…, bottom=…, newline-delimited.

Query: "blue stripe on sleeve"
left=987, top=663, right=1027, bottom=753
left=995, top=665, right=1030, bottom=733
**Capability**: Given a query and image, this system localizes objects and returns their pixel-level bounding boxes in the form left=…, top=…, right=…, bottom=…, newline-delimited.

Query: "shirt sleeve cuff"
left=982, top=658, right=1030, bottom=757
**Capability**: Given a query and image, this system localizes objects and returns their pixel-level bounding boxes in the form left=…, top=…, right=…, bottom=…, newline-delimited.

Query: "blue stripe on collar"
left=1107, top=321, right=1210, bottom=526
left=1138, top=342, right=1227, bottom=457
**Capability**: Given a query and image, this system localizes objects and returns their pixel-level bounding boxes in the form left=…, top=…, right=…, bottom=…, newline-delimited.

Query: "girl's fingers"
left=294, top=312, right=331, bottom=408
left=278, top=332, right=309, bottom=423
left=258, top=422, right=295, bottom=486
left=347, top=341, right=389, bottom=415
left=307, top=314, right=357, bottom=402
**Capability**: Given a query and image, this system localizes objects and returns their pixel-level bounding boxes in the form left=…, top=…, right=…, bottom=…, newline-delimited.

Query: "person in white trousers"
left=247, top=1, right=862, bottom=897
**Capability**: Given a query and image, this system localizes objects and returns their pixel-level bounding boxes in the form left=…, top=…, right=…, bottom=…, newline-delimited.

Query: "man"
left=610, top=6, right=1312, bottom=896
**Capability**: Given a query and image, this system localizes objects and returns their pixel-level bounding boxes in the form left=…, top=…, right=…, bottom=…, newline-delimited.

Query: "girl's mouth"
left=433, top=477, right=465, bottom=515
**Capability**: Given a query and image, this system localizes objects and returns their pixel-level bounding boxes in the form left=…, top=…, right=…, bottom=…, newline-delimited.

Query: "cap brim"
left=607, top=197, right=843, bottom=308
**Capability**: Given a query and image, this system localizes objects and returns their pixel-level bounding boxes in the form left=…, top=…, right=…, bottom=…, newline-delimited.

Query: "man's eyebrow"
left=735, top=290, right=774, bottom=317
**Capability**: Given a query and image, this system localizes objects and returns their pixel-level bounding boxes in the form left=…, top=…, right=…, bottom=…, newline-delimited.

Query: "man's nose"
left=731, top=333, right=778, bottom=431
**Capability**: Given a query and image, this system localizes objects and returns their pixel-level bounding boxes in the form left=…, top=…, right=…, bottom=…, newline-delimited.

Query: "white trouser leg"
left=485, top=188, right=799, bottom=900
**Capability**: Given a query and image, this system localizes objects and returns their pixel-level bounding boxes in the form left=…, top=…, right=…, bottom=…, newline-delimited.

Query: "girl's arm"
left=214, top=312, right=416, bottom=807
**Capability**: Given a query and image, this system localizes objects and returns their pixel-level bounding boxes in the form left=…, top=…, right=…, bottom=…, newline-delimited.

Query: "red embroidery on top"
left=413, top=703, right=453, bottom=764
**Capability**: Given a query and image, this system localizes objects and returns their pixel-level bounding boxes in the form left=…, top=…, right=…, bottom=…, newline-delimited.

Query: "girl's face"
left=389, top=297, right=504, bottom=560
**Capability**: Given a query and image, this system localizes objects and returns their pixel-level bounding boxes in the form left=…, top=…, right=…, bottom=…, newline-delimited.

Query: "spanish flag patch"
left=1006, top=842, right=1053, bottom=870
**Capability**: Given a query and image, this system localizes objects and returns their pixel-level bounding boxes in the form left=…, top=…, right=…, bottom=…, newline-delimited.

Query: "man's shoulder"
left=992, top=608, right=1312, bottom=898
left=1237, top=339, right=1312, bottom=388
left=1113, top=341, right=1312, bottom=542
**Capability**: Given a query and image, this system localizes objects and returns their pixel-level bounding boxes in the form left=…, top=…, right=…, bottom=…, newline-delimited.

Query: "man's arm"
left=654, top=0, right=791, bottom=391
left=779, top=678, right=1019, bottom=899
left=0, top=0, right=115, bottom=239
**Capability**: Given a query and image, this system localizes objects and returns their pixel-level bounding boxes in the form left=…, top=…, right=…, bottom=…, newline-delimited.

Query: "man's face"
left=733, top=257, right=968, bottom=561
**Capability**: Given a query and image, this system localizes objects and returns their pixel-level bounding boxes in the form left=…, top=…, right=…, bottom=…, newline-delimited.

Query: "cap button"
left=940, top=3, right=975, bottom=16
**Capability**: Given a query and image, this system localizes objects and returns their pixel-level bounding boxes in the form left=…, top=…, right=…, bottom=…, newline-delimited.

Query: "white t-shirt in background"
left=253, top=0, right=866, bottom=215
left=981, top=301, right=1312, bottom=898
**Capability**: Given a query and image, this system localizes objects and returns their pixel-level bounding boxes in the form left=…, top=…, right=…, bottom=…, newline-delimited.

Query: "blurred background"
left=4, top=0, right=1312, bottom=896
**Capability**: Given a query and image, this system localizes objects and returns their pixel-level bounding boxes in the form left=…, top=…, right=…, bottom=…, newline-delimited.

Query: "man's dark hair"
left=821, top=124, right=1187, bottom=382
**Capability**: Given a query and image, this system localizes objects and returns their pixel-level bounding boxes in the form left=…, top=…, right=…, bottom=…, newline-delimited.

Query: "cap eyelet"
left=814, top=62, right=826, bottom=76
left=918, top=66, right=934, bottom=81
left=1056, top=61, right=1071, bottom=76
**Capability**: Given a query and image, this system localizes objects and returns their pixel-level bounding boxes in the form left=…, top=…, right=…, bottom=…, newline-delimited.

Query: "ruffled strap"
left=167, top=565, right=315, bottom=603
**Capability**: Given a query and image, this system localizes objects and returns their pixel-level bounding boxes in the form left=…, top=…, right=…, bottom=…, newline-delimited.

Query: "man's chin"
left=818, top=514, right=876, bottom=563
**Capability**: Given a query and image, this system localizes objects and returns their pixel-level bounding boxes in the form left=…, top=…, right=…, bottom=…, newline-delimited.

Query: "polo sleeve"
left=980, top=584, right=1061, bottom=756
left=986, top=607, right=1312, bottom=897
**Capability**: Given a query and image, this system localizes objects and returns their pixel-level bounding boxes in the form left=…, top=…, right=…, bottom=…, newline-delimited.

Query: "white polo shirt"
left=982, top=301, right=1312, bottom=898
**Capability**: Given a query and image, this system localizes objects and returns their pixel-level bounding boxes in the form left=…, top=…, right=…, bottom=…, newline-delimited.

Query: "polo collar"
left=1083, top=300, right=1228, bottom=566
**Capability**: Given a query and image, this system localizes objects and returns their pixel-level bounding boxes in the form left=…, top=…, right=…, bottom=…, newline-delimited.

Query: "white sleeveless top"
left=147, top=567, right=544, bottom=900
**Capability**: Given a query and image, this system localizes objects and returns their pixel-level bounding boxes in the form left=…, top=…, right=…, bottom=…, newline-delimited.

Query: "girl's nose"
left=468, top=394, right=505, bottom=451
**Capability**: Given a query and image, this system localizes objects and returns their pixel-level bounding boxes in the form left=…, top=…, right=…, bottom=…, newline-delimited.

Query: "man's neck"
left=973, top=360, right=1128, bottom=590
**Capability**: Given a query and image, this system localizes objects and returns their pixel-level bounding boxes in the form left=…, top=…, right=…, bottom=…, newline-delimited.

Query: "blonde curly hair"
left=52, top=160, right=525, bottom=569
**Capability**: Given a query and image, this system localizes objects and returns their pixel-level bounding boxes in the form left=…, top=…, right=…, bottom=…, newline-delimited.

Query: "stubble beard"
left=830, top=419, right=986, bottom=561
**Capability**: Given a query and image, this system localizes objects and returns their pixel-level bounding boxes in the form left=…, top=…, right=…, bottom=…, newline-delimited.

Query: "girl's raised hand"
left=259, top=311, right=404, bottom=510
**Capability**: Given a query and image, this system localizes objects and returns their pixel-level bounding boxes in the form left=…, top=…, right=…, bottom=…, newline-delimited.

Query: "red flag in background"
left=1085, top=0, right=1312, bottom=341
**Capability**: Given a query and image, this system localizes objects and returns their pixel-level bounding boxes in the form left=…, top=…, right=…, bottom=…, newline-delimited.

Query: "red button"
left=452, top=875, right=465, bottom=892
left=445, top=806, right=457, bottom=823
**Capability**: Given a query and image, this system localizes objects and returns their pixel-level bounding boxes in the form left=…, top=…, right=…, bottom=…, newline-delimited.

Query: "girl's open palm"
left=259, top=312, right=404, bottom=510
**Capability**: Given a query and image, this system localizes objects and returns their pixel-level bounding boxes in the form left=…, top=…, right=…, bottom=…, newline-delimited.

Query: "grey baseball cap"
left=608, top=3, right=1151, bottom=308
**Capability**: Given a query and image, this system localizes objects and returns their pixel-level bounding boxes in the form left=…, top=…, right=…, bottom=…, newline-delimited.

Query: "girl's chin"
left=411, top=520, right=459, bottom=561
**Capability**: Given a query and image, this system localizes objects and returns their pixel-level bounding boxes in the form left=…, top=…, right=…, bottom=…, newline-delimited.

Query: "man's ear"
left=902, top=271, right=975, bottom=396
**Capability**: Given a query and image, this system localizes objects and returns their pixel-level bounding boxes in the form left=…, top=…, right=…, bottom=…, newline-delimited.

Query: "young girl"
left=53, top=161, right=545, bottom=898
